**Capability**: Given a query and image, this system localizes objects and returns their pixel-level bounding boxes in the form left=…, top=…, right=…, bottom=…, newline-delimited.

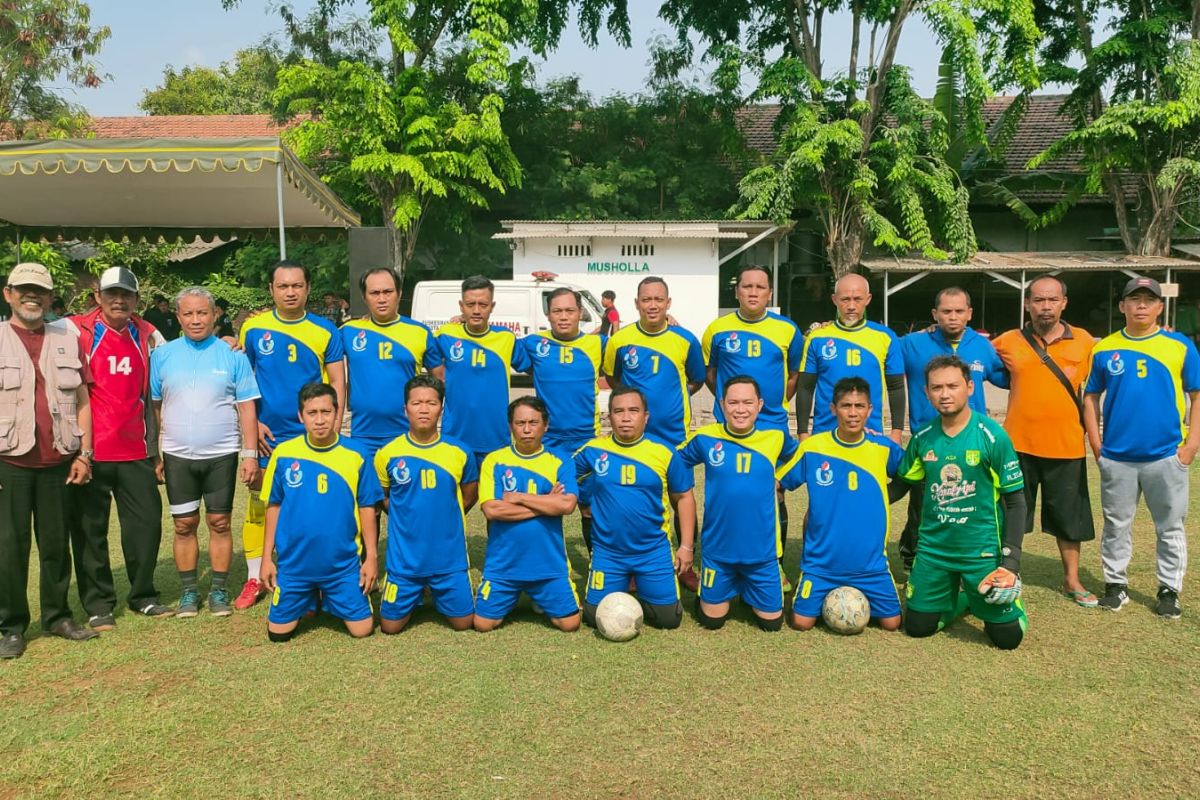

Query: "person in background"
left=144, top=294, right=180, bottom=341
left=594, top=290, right=620, bottom=336
left=317, top=292, right=348, bottom=327
left=47, top=297, right=66, bottom=321
left=213, top=298, right=237, bottom=339
left=1174, top=296, right=1200, bottom=348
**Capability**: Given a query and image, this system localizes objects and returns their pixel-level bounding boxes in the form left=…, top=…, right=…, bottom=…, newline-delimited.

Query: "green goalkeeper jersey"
left=898, top=411, right=1024, bottom=564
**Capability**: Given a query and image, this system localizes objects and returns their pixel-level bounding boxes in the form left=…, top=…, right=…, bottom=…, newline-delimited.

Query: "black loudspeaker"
left=348, top=227, right=395, bottom=316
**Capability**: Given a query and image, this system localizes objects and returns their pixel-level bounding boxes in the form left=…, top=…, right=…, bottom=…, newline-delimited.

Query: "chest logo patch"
left=448, top=340, right=465, bottom=362
left=501, top=468, right=517, bottom=493
left=965, top=450, right=980, bottom=466
left=815, top=460, right=834, bottom=486
left=256, top=331, right=275, bottom=356
left=820, top=339, right=838, bottom=360
left=623, top=346, right=640, bottom=369
left=284, top=460, right=303, bottom=488
left=922, top=449, right=938, bottom=462
left=594, top=451, right=610, bottom=476
left=351, top=330, right=368, bottom=352
left=706, top=441, right=726, bottom=467
left=931, top=462, right=977, bottom=505
left=391, top=458, right=411, bottom=485
left=1106, top=352, right=1125, bottom=376
left=723, top=332, right=742, bottom=353
left=535, top=338, right=552, bottom=358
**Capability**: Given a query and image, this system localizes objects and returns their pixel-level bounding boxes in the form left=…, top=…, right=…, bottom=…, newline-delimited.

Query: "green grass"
left=2, top=464, right=1198, bottom=799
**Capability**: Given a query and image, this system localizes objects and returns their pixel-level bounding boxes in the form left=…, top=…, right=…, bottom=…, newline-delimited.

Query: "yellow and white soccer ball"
left=822, top=586, right=870, bottom=635
left=595, top=592, right=643, bottom=642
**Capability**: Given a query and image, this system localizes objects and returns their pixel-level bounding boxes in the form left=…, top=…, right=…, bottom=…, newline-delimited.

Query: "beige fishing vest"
left=0, top=319, right=85, bottom=457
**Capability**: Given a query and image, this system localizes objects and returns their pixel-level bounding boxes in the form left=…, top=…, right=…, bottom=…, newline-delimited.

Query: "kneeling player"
left=375, top=375, right=478, bottom=633
left=475, top=397, right=581, bottom=632
left=260, top=383, right=382, bottom=641
left=899, top=355, right=1028, bottom=650
left=677, top=376, right=798, bottom=631
left=574, top=386, right=697, bottom=630
left=779, top=377, right=907, bottom=632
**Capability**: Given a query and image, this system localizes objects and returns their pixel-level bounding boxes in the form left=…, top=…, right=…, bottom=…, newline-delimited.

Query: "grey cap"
left=1121, top=276, right=1162, bottom=299
left=99, top=266, right=139, bottom=293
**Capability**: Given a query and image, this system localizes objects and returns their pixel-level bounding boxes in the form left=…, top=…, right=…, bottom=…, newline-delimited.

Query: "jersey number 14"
left=106, top=355, right=132, bottom=375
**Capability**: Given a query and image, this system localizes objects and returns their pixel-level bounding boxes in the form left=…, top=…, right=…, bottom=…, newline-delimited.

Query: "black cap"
left=1121, top=276, right=1163, bottom=299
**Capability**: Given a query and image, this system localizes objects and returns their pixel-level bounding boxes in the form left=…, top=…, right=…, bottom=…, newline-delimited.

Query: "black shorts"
left=1017, top=453, right=1095, bottom=542
left=163, top=453, right=239, bottom=517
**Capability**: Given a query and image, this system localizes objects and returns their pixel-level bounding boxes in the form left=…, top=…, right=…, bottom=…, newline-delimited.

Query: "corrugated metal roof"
left=862, top=250, right=1200, bottom=273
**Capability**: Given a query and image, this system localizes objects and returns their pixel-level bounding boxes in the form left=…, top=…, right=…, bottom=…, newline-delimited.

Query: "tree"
left=1029, top=1, right=1200, bottom=256
left=649, top=0, right=1040, bottom=276
left=139, top=47, right=281, bottom=115
left=0, top=0, right=109, bottom=137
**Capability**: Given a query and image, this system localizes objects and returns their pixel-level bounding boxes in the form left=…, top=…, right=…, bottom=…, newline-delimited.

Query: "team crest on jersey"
left=448, top=340, right=465, bottom=362
left=820, top=338, right=838, bottom=360
left=284, top=460, right=303, bottom=488
left=351, top=330, right=368, bottom=352
left=723, top=332, right=742, bottom=353
left=922, top=449, right=937, bottom=462
left=535, top=338, right=552, bottom=358
left=256, top=331, right=275, bottom=356
left=501, top=468, right=517, bottom=493
left=594, top=452, right=610, bottom=476
left=1106, top=352, right=1125, bottom=376
left=623, top=346, right=640, bottom=369
left=930, top=462, right=977, bottom=506
left=970, top=360, right=984, bottom=373
left=391, top=458, right=411, bottom=485
left=815, top=460, right=834, bottom=486
left=706, top=441, right=726, bottom=467
left=965, top=450, right=980, bottom=466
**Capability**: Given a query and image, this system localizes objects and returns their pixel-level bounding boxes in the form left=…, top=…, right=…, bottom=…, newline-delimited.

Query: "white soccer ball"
left=595, top=592, right=643, bottom=642
left=822, top=586, right=870, bottom=635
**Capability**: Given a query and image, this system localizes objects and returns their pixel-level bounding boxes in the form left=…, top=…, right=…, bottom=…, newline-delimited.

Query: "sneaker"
left=176, top=590, right=201, bottom=618
left=234, top=578, right=267, bottom=610
left=88, top=613, right=116, bottom=631
left=132, top=603, right=176, bottom=618
left=208, top=589, right=233, bottom=617
left=1098, top=583, right=1130, bottom=612
left=1156, top=586, right=1182, bottom=619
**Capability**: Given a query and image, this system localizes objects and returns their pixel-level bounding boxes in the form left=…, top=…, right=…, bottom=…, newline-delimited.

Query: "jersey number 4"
left=106, top=355, right=133, bottom=375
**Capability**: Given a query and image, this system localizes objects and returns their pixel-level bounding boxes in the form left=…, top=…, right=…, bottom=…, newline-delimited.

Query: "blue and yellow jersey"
left=603, top=323, right=706, bottom=445
left=778, top=430, right=904, bottom=577
left=374, top=433, right=477, bottom=578
left=703, top=311, right=804, bottom=432
left=342, top=316, right=441, bottom=442
left=479, top=446, right=578, bottom=580
left=1085, top=329, right=1200, bottom=462
left=900, top=327, right=1006, bottom=431
left=573, top=435, right=694, bottom=555
left=240, top=311, right=345, bottom=443
left=435, top=323, right=532, bottom=455
left=676, top=424, right=799, bottom=564
left=898, top=412, right=1024, bottom=564
left=800, top=319, right=902, bottom=434
left=519, top=332, right=606, bottom=448
left=261, top=434, right=383, bottom=580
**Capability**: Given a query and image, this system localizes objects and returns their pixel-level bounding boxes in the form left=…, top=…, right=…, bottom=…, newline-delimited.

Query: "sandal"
left=1064, top=587, right=1099, bottom=608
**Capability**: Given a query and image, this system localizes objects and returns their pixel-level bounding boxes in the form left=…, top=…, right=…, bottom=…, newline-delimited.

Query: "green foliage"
left=222, top=239, right=349, bottom=300
left=0, top=0, right=110, bottom=137
left=139, top=47, right=282, bottom=115
left=0, top=242, right=74, bottom=301
left=202, top=269, right=271, bottom=315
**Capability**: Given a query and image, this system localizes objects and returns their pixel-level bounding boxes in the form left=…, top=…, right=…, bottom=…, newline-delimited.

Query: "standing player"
left=436, top=276, right=531, bottom=467
left=593, top=289, right=620, bottom=336
left=677, top=377, right=798, bottom=631
left=150, top=287, right=260, bottom=618
left=259, top=383, right=381, bottom=641
left=780, top=377, right=907, bottom=631
left=474, top=397, right=581, bottom=633
left=603, top=276, right=706, bottom=448
left=1084, top=277, right=1200, bottom=618
left=993, top=275, right=1098, bottom=607
left=795, top=273, right=905, bottom=443
left=897, top=287, right=1006, bottom=571
left=703, top=264, right=804, bottom=585
left=573, top=386, right=697, bottom=630
left=517, top=287, right=605, bottom=550
left=342, top=267, right=443, bottom=458
left=236, top=260, right=346, bottom=610
left=899, top=355, right=1028, bottom=650
left=375, top=375, right=478, bottom=633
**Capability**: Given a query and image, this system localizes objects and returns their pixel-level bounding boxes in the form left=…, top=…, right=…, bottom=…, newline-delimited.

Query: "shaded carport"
left=862, top=251, right=1200, bottom=333
left=0, top=137, right=359, bottom=254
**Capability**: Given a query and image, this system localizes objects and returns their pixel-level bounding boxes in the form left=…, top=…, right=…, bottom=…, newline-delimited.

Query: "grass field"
left=2, top=464, right=1198, bottom=799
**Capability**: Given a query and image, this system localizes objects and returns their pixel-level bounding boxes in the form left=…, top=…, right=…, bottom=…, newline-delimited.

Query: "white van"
left=410, top=278, right=606, bottom=336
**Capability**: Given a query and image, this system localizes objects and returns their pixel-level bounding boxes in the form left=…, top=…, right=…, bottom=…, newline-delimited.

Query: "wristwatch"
left=240, top=448, right=259, bottom=459
left=76, top=449, right=94, bottom=462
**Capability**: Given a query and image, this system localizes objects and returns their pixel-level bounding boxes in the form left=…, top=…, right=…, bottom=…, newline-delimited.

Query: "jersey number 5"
left=1136, top=358, right=1147, bottom=378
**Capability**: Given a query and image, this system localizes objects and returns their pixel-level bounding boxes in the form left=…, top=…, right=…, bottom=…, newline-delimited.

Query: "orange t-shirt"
left=992, top=324, right=1096, bottom=459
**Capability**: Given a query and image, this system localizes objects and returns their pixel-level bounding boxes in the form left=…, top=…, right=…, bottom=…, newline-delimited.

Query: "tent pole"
left=276, top=161, right=287, bottom=259
left=884, top=270, right=890, bottom=327
left=1167, top=268, right=1174, bottom=328
left=772, top=236, right=780, bottom=307
left=1019, top=270, right=1026, bottom=328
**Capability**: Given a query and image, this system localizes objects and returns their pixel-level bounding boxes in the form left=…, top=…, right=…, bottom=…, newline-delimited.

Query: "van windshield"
left=579, top=290, right=603, bottom=323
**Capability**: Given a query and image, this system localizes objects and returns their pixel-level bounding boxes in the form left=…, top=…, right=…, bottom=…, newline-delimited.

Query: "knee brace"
left=693, top=598, right=727, bottom=630
left=267, top=627, right=295, bottom=643
left=904, top=610, right=941, bottom=638
left=580, top=515, right=594, bottom=553
left=755, top=614, right=783, bottom=632
left=582, top=602, right=598, bottom=628
left=641, top=601, right=682, bottom=630
left=985, top=620, right=1024, bottom=651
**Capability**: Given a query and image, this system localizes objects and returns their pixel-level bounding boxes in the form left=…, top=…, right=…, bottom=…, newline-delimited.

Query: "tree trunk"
left=378, top=192, right=407, bottom=279
left=1139, top=192, right=1176, bottom=256
left=826, top=219, right=865, bottom=277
